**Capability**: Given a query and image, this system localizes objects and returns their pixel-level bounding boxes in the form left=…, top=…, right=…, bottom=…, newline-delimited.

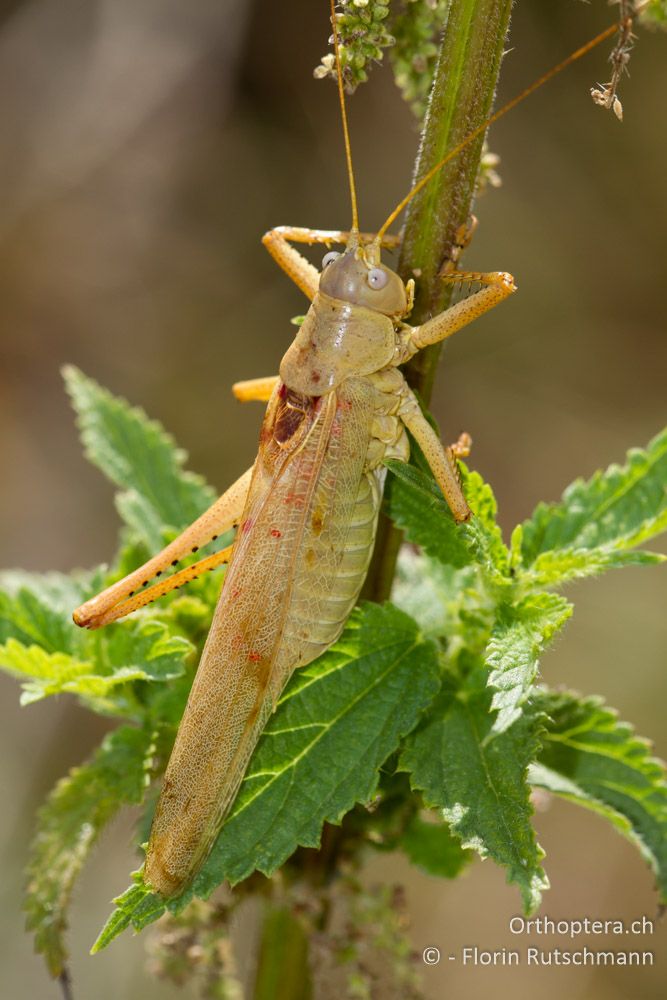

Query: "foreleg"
left=398, top=270, right=516, bottom=361
left=262, top=226, right=401, bottom=300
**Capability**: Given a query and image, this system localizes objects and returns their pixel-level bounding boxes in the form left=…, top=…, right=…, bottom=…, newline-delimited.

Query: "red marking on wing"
left=270, top=528, right=282, bottom=538
left=283, top=492, right=306, bottom=510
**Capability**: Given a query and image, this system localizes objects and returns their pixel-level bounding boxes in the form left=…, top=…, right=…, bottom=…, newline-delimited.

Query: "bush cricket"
left=72, top=2, right=633, bottom=899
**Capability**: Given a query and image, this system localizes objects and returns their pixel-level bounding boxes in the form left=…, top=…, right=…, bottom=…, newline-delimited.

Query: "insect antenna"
left=376, top=14, right=633, bottom=241
left=329, top=0, right=360, bottom=237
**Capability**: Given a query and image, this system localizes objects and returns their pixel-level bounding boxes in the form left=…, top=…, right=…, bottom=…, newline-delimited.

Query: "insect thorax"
left=279, top=291, right=398, bottom=396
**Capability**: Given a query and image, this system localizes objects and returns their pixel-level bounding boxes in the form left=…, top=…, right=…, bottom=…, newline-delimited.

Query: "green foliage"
left=25, top=725, right=155, bottom=976
left=0, top=371, right=665, bottom=975
left=400, top=669, right=549, bottom=913
left=385, top=459, right=508, bottom=579
left=94, top=603, right=441, bottom=945
left=517, top=427, right=667, bottom=585
left=400, top=811, right=472, bottom=878
left=0, top=570, right=101, bottom=654
left=530, top=690, right=667, bottom=898
left=63, top=366, right=214, bottom=548
left=485, top=593, right=572, bottom=736
left=0, top=621, right=190, bottom=711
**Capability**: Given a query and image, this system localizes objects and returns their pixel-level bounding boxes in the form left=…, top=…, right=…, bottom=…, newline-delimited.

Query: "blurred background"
left=0, top=1, right=665, bottom=997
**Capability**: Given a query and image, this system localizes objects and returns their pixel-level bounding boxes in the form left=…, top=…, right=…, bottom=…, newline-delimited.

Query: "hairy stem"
left=363, top=0, right=514, bottom=602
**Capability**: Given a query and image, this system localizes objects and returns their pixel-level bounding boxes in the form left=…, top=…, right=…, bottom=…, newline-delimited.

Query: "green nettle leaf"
left=0, top=620, right=191, bottom=712
left=93, top=602, right=441, bottom=947
left=98, top=619, right=193, bottom=685
left=393, top=549, right=471, bottom=638
left=385, top=459, right=509, bottom=578
left=400, top=812, right=472, bottom=879
left=0, top=571, right=103, bottom=655
left=517, top=545, right=665, bottom=587
left=0, top=569, right=105, bottom=617
left=25, top=725, right=155, bottom=977
left=519, top=428, right=667, bottom=584
left=63, top=366, right=215, bottom=548
left=384, top=460, right=471, bottom=568
left=460, top=465, right=509, bottom=576
left=485, top=592, right=573, bottom=736
left=400, top=669, right=548, bottom=914
left=530, top=690, right=667, bottom=901
left=393, top=549, right=496, bottom=662
left=0, top=642, right=97, bottom=706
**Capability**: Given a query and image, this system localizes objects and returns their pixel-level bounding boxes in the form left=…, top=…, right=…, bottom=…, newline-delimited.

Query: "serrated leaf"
left=520, top=428, right=667, bottom=571
left=93, top=602, right=441, bottom=946
left=393, top=548, right=470, bottom=637
left=25, top=725, right=154, bottom=976
left=393, top=548, right=495, bottom=660
left=63, top=366, right=215, bottom=547
left=485, top=593, right=572, bottom=735
left=521, top=546, right=665, bottom=587
left=0, top=569, right=106, bottom=617
left=97, top=619, right=193, bottom=684
left=0, top=570, right=103, bottom=655
left=400, top=668, right=548, bottom=913
left=385, top=460, right=470, bottom=567
left=400, top=812, right=472, bottom=878
left=91, top=877, right=168, bottom=953
left=530, top=689, right=667, bottom=900
left=0, top=620, right=191, bottom=712
left=461, top=465, right=509, bottom=575
left=385, top=459, right=509, bottom=577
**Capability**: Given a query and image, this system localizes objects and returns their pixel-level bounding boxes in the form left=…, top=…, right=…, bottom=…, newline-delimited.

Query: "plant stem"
left=363, top=0, right=514, bottom=602
left=253, top=904, right=312, bottom=1000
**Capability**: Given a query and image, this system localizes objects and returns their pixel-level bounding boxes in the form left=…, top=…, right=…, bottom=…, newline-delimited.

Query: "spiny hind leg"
left=73, top=466, right=253, bottom=629
left=262, top=226, right=401, bottom=300
left=399, top=269, right=516, bottom=361
left=78, top=544, right=236, bottom=629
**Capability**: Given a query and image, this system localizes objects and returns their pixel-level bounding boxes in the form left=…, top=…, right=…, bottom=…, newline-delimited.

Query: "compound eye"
left=367, top=267, right=388, bottom=290
left=322, top=250, right=341, bottom=269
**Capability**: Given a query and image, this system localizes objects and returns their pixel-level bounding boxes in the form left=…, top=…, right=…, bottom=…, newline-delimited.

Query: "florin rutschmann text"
left=421, top=915, right=656, bottom=968
left=459, top=946, right=653, bottom=966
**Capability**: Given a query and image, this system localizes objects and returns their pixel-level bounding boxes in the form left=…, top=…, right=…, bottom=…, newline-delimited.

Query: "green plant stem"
left=253, top=905, right=312, bottom=1000
left=363, top=0, right=514, bottom=603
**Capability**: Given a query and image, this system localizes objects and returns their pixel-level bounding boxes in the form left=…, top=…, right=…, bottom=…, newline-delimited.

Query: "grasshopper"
left=72, top=3, right=629, bottom=899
